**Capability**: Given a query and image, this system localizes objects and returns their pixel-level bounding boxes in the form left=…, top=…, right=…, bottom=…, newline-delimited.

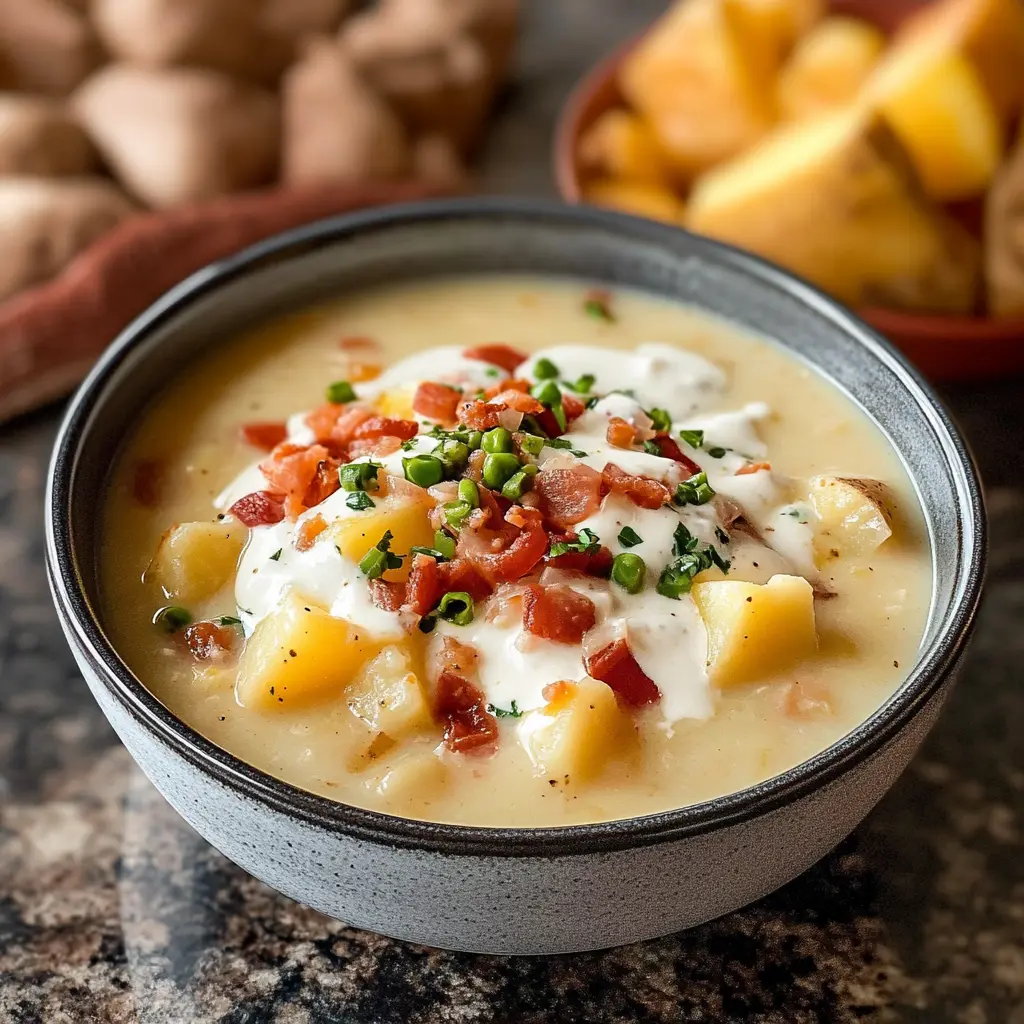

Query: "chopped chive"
left=269, top=548, right=283, bottom=561
left=530, top=379, right=562, bottom=407
left=326, top=380, right=357, bottom=403
left=678, top=429, right=704, bottom=449
left=358, top=530, right=404, bottom=579
left=482, top=452, right=521, bottom=490
left=647, top=408, right=672, bottom=433
left=403, top=454, right=445, bottom=488
left=501, top=464, right=538, bottom=501
left=518, top=433, right=545, bottom=457
left=482, top=427, right=513, bottom=454
left=706, top=447, right=728, bottom=459
left=434, top=529, right=456, bottom=559
left=488, top=700, right=522, bottom=719
left=437, top=591, right=474, bottom=626
left=154, top=605, right=191, bottom=633
left=410, top=545, right=450, bottom=562
left=672, top=522, right=698, bottom=556
left=485, top=367, right=500, bottom=378
left=617, top=526, right=643, bottom=547
left=533, top=357, right=560, bottom=380
left=674, top=471, right=715, bottom=506
left=338, top=461, right=381, bottom=492
left=564, top=373, right=596, bottom=394
left=346, top=491, right=376, bottom=511
left=611, top=552, right=646, bottom=594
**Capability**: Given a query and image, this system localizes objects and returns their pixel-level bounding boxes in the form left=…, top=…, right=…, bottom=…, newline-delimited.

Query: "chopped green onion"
left=338, top=461, right=381, bottom=491
left=437, top=591, right=474, bottom=626
left=214, top=615, right=242, bottom=627
left=564, top=373, right=596, bottom=394
left=358, top=530, right=404, bottom=579
left=346, top=491, right=376, bottom=511
left=611, top=552, right=646, bottom=594
left=647, top=408, right=672, bottom=433
left=482, top=427, right=513, bottom=454
left=434, top=529, right=457, bottom=559
left=458, top=478, right=480, bottom=508
left=326, top=380, right=357, bottom=403
left=488, top=700, right=522, bottom=719
left=656, top=563, right=695, bottom=600
left=678, top=429, right=705, bottom=449
left=583, top=291, right=615, bottom=322
left=672, top=522, right=698, bottom=556
left=482, top=452, right=521, bottom=490
left=533, top=357, right=560, bottom=380
left=443, top=500, right=473, bottom=529
left=617, top=526, right=643, bottom=547
left=642, top=439, right=662, bottom=456
left=546, top=437, right=588, bottom=457
left=400, top=438, right=419, bottom=451
left=154, top=605, right=192, bottom=633
left=403, top=454, right=445, bottom=488
left=706, top=447, right=728, bottom=459
left=548, top=528, right=600, bottom=558
left=674, top=471, right=715, bottom=506
left=530, top=379, right=562, bottom=407
left=269, top=548, right=283, bottom=561
left=501, top=464, right=538, bottom=501
left=485, top=367, right=500, bottom=378
left=410, top=545, right=450, bottom=562
left=518, top=433, right=545, bottom=457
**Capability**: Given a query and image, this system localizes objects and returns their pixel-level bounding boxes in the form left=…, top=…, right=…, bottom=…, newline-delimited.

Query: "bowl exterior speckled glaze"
left=46, top=199, right=985, bottom=954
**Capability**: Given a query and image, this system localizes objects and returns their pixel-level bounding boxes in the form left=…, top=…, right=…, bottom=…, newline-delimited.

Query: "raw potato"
left=619, top=0, right=774, bottom=177
left=0, top=96, right=97, bottom=177
left=519, top=679, right=634, bottom=784
left=329, top=489, right=433, bottom=582
left=347, top=643, right=433, bottom=739
left=583, top=179, right=685, bottom=224
left=985, top=132, right=1024, bottom=315
left=236, top=593, right=384, bottom=711
left=75, top=65, right=281, bottom=208
left=0, top=178, right=135, bottom=302
left=692, top=574, right=817, bottom=687
left=365, top=743, right=449, bottom=813
left=808, top=476, right=893, bottom=560
left=0, top=0, right=103, bottom=95
left=777, top=16, right=885, bottom=122
left=578, top=109, right=674, bottom=187
left=867, top=42, right=1002, bottom=201
left=282, top=39, right=411, bottom=186
left=891, top=0, right=1024, bottom=123
left=91, top=0, right=290, bottom=84
left=686, top=110, right=981, bottom=313
left=151, top=519, right=247, bottom=602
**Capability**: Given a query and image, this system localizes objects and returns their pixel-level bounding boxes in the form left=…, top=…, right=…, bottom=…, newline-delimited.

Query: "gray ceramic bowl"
left=46, top=199, right=985, bottom=955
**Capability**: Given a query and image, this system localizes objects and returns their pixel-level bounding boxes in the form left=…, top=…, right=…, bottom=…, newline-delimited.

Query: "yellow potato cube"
left=727, top=0, right=825, bottom=83
left=577, top=109, right=674, bottom=186
left=375, top=386, right=416, bottom=421
left=809, top=475, right=893, bottom=560
left=347, top=643, right=433, bottom=739
left=583, top=178, right=685, bottom=224
left=366, top=744, right=449, bottom=814
left=329, top=489, right=434, bottom=582
left=777, top=16, right=886, bottom=122
left=520, top=679, right=634, bottom=784
left=692, top=574, right=817, bottom=687
left=868, top=44, right=1002, bottom=201
left=236, top=593, right=383, bottom=711
left=619, top=0, right=774, bottom=176
left=151, top=519, right=246, bottom=602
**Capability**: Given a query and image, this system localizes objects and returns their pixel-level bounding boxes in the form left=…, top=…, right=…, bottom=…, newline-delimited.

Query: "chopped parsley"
left=346, top=491, right=376, bottom=511
left=642, top=439, right=662, bottom=456
left=564, top=373, right=596, bottom=394
left=358, top=530, right=404, bottom=579
left=269, top=548, right=283, bottom=561
left=617, top=526, right=643, bottom=547
left=485, top=367, right=500, bottom=378
left=706, top=447, right=728, bottom=459
left=325, top=380, right=357, bottom=404
left=678, top=429, right=704, bottom=449
left=548, top=528, right=600, bottom=558
left=488, top=700, right=523, bottom=719
left=545, top=437, right=587, bottom=457
left=674, top=471, right=715, bottom=506
left=672, top=522, right=698, bottom=556
left=656, top=535, right=731, bottom=600
left=409, top=544, right=451, bottom=562
left=647, top=407, right=672, bottom=433
left=338, top=461, right=381, bottom=492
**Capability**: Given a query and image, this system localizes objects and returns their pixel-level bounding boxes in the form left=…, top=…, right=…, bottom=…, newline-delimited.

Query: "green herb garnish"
left=715, top=526, right=730, bottom=545
left=269, top=548, right=283, bottom=561
left=488, top=700, right=523, bottom=719
left=617, top=526, right=643, bottom=547
left=564, top=373, right=596, bottom=394
left=674, top=471, right=715, bottom=506
left=678, top=429, right=704, bottom=449
left=338, top=461, right=381, bottom=492
left=214, top=615, right=242, bottom=627
left=533, top=357, right=560, bottom=380
left=583, top=291, right=615, bottom=322
left=706, top=447, right=728, bottom=459
left=437, top=591, right=474, bottom=626
left=548, top=528, right=600, bottom=558
left=642, top=439, right=662, bottom=456
left=358, top=530, right=404, bottom=579
left=545, top=437, right=588, bottom=457
left=346, top=491, right=376, bottom=511
left=154, top=605, right=191, bottom=633
left=410, top=545, right=451, bottom=562
left=647, top=408, right=672, bottom=433
left=485, top=367, right=500, bottom=378
left=326, top=380, right=357, bottom=404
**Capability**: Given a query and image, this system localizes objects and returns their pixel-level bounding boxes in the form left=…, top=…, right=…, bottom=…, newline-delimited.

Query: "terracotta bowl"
left=553, top=0, right=1024, bottom=381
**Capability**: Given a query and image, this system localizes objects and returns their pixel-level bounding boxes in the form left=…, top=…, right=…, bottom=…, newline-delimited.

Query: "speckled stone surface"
left=2, top=3, right=1024, bottom=1022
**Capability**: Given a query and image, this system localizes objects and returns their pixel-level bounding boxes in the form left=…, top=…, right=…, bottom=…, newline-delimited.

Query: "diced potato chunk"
left=692, top=574, right=817, bottom=687
left=375, top=386, right=415, bottom=420
left=329, top=489, right=434, bottom=582
left=685, top=109, right=981, bottom=312
left=365, top=744, right=449, bottom=813
left=347, top=643, right=433, bottom=740
left=151, top=519, right=246, bottom=602
left=868, top=43, right=1002, bottom=201
left=520, top=679, right=634, bottom=784
left=583, top=178, right=685, bottom=223
left=808, top=475, right=893, bottom=560
left=727, top=0, right=825, bottom=83
left=777, top=16, right=886, bottom=122
left=578, top=109, right=674, bottom=186
left=620, top=0, right=774, bottom=176
left=236, top=593, right=383, bottom=711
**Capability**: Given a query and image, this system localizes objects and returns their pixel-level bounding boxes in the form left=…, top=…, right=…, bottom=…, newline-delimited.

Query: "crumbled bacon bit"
left=131, top=459, right=164, bottom=507
left=653, top=436, right=702, bottom=475
left=369, top=577, right=406, bottom=612
left=405, top=553, right=441, bottom=616
left=491, top=389, right=544, bottom=415
left=348, top=436, right=402, bottom=459
left=584, top=638, right=660, bottom=707
left=305, top=403, right=374, bottom=447
left=546, top=542, right=613, bottom=578
left=346, top=362, right=382, bottom=383
left=483, top=377, right=530, bottom=400
left=602, top=463, right=671, bottom=510
left=463, top=344, right=527, bottom=374
left=533, top=466, right=603, bottom=529
left=184, top=621, right=235, bottom=660
left=459, top=505, right=547, bottom=583
left=240, top=421, right=288, bottom=451
left=561, top=391, right=586, bottom=423
left=522, top=584, right=596, bottom=644
left=229, top=490, right=286, bottom=527
left=737, top=461, right=772, bottom=476
left=535, top=407, right=565, bottom=438
left=434, top=636, right=498, bottom=754
left=261, top=442, right=336, bottom=518
left=303, top=456, right=343, bottom=509
left=606, top=416, right=638, bottom=449
left=457, top=399, right=507, bottom=431
left=413, top=381, right=461, bottom=424
left=353, top=415, right=418, bottom=443
left=296, top=513, right=327, bottom=551
left=438, top=558, right=493, bottom=601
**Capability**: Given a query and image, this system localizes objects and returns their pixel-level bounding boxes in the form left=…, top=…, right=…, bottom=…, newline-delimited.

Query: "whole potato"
left=282, top=39, right=411, bottom=186
left=0, top=95, right=97, bottom=177
left=74, top=65, right=280, bottom=208
left=0, top=0, right=103, bottom=96
left=0, top=178, right=135, bottom=302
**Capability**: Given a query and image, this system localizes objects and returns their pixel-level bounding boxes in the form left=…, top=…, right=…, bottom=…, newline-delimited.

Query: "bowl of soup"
left=46, top=199, right=984, bottom=954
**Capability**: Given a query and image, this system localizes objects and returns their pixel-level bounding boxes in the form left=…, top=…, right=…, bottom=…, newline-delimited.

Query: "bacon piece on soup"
left=606, top=416, right=639, bottom=449
left=457, top=399, right=507, bottom=431
left=584, top=637, right=660, bottom=707
left=184, top=621, right=235, bottom=660
left=561, top=391, right=586, bottom=424
left=229, top=490, right=286, bottom=527
left=534, top=466, right=603, bottom=529
left=405, top=553, right=441, bottom=616
left=459, top=506, right=547, bottom=584
left=491, top=389, right=544, bottom=415
left=132, top=459, right=164, bottom=507
left=413, top=381, right=461, bottom=424
left=352, top=415, right=418, bottom=443
left=483, top=377, right=530, bottom=400
left=602, top=463, right=671, bottom=510
left=348, top=435, right=402, bottom=459
left=433, top=636, right=498, bottom=754
left=438, top=558, right=493, bottom=601
left=522, top=584, right=596, bottom=643
left=240, top=421, right=288, bottom=451
left=368, top=577, right=407, bottom=612
left=546, top=540, right=613, bottom=578
left=463, top=343, right=527, bottom=374
left=653, top=436, right=702, bottom=475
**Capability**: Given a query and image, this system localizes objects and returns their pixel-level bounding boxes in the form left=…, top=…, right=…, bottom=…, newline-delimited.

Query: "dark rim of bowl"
left=46, top=197, right=986, bottom=858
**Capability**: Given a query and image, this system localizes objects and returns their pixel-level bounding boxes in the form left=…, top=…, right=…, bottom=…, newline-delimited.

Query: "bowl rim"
left=46, top=196, right=986, bottom=858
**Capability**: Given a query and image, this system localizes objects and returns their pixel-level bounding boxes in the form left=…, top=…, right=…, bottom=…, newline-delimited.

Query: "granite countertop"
left=2, top=3, right=1024, bottom=1022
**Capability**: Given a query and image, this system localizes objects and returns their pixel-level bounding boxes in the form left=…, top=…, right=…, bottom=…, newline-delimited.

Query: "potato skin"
left=74, top=65, right=281, bottom=208
left=0, top=96, right=97, bottom=178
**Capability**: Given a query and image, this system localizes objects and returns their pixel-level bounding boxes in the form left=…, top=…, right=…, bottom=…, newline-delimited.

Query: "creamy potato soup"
left=100, top=277, right=931, bottom=827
